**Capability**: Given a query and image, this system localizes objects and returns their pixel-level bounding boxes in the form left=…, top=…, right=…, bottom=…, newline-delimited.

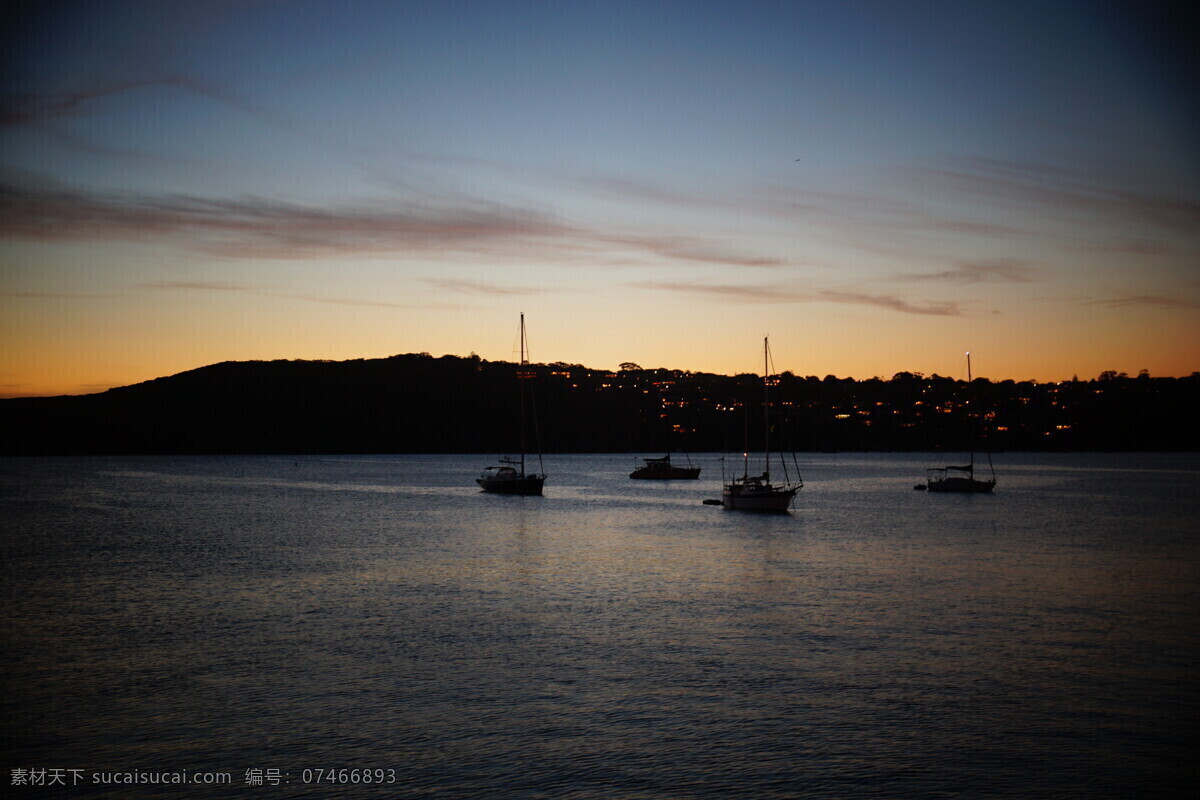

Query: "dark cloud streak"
left=0, top=290, right=109, bottom=299
left=907, top=157, right=1200, bottom=236
left=131, top=280, right=430, bottom=309
left=423, top=279, right=548, bottom=296
left=907, top=259, right=1037, bottom=284
left=137, top=281, right=253, bottom=292
left=632, top=280, right=963, bottom=316
left=0, top=178, right=786, bottom=268
left=1085, top=294, right=1198, bottom=309
left=0, top=180, right=563, bottom=255
left=1, top=75, right=249, bottom=127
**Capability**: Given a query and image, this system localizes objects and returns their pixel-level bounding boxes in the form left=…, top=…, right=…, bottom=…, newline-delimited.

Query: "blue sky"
left=2, top=0, right=1197, bottom=395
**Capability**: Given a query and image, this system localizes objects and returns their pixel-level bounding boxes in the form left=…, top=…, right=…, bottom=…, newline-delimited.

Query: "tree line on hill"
left=2, top=353, right=1197, bottom=455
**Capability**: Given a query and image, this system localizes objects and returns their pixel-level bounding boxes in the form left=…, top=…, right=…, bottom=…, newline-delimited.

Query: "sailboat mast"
left=966, top=351, right=973, bottom=475
left=763, top=336, right=771, bottom=481
left=742, top=405, right=749, bottom=480
left=519, top=313, right=527, bottom=475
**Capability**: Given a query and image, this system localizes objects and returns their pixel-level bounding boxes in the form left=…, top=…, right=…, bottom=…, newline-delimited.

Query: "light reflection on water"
left=2, top=453, right=1197, bottom=798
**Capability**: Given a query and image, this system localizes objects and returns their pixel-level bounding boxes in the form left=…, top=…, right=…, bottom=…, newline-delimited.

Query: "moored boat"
left=722, top=472, right=798, bottom=511
left=722, top=337, right=802, bottom=512
left=923, top=352, right=996, bottom=494
left=629, top=454, right=701, bottom=480
left=477, top=458, right=546, bottom=495
left=478, top=314, right=546, bottom=496
left=925, top=463, right=995, bottom=493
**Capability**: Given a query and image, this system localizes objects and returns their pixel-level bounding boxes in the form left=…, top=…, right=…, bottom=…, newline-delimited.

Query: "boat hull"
left=630, top=466, right=701, bottom=480
left=927, top=477, right=995, bottom=493
left=477, top=476, right=545, bottom=496
left=722, top=486, right=797, bottom=512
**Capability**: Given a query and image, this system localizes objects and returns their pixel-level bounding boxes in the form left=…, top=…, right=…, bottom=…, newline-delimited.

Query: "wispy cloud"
left=904, top=157, right=1200, bottom=236
left=572, top=174, right=739, bottom=211
left=2, top=67, right=283, bottom=129
left=816, top=289, right=962, bottom=316
left=1, top=290, right=110, bottom=299
left=752, top=179, right=1027, bottom=233
left=423, top=279, right=548, bottom=296
left=136, top=281, right=254, bottom=291
left=573, top=168, right=1026, bottom=250
left=633, top=281, right=796, bottom=304
left=2, top=78, right=193, bottom=127
left=632, top=280, right=963, bottom=316
left=1085, top=294, right=1198, bottom=309
left=738, top=155, right=1200, bottom=270
left=907, top=258, right=1037, bottom=284
left=131, top=280, right=427, bottom=309
left=0, top=179, right=566, bottom=256
left=278, top=294, right=424, bottom=309
left=597, top=234, right=785, bottom=268
left=561, top=170, right=1030, bottom=262
left=0, top=177, right=786, bottom=268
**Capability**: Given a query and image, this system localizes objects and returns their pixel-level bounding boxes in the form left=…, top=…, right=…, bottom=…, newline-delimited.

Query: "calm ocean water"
left=2, top=452, right=1197, bottom=798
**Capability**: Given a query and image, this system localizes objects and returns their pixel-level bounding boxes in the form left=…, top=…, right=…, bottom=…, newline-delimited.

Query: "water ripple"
left=2, top=453, right=1197, bottom=798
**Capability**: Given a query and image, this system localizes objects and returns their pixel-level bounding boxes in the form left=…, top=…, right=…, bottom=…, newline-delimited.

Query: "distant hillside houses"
left=2, top=353, right=1197, bottom=454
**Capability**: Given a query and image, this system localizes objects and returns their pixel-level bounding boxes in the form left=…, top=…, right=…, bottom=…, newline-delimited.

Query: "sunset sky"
left=3, top=0, right=1197, bottom=397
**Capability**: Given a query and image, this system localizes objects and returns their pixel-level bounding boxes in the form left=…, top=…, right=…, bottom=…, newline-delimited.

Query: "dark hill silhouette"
left=2, top=355, right=1197, bottom=455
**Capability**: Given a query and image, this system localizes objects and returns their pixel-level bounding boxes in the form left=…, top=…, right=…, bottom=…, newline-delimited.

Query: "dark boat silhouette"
left=477, top=313, right=546, bottom=496
left=722, top=336, right=802, bottom=512
left=923, top=352, right=996, bottom=493
left=925, top=461, right=996, bottom=493
left=629, top=454, right=701, bottom=480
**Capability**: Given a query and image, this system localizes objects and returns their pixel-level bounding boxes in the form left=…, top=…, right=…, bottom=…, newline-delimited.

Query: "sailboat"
left=722, top=337, right=803, bottom=512
left=477, top=314, right=546, bottom=496
left=923, top=351, right=996, bottom=493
